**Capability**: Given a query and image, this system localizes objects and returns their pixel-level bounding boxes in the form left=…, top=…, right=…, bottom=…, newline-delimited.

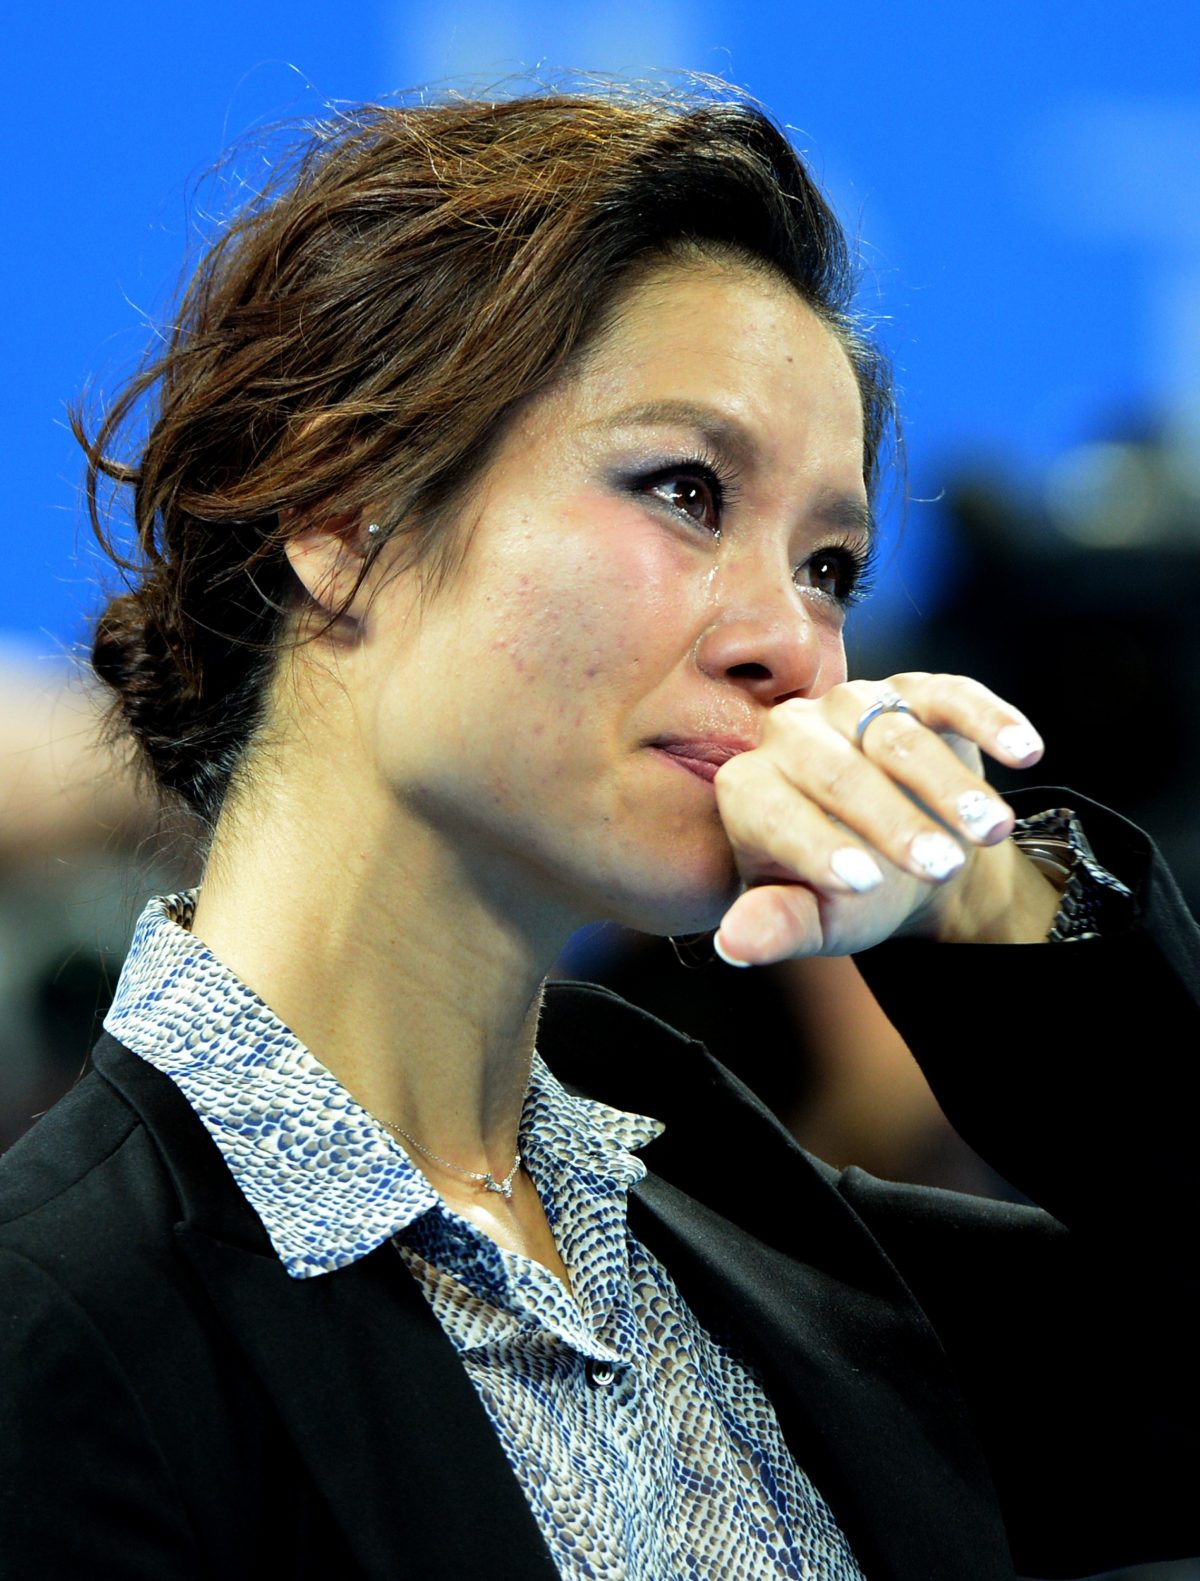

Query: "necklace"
left=380, top=1119, right=522, bottom=1200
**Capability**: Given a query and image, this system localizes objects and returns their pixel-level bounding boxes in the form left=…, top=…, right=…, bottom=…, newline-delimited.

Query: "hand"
left=712, top=673, right=1060, bottom=964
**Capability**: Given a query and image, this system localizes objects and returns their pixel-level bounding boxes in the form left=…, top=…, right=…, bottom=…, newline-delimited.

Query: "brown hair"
left=79, top=84, right=894, bottom=827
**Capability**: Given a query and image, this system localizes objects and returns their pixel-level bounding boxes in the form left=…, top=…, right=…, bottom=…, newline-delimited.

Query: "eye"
left=795, top=541, right=875, bottom=607
left=649, top=472, right=721, bottom=531
left=632, top=455, right=734, bottom=536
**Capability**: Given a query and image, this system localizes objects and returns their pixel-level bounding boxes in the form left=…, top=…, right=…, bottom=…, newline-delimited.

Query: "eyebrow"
left=591, top=399, right=874, bottom=542
left=810, top=489, right=875, bottom=542
left=592, top=400, right=756, bottom=465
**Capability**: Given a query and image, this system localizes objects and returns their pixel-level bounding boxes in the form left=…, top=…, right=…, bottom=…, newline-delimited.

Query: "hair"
left=79, top=82, right=895, bottom=829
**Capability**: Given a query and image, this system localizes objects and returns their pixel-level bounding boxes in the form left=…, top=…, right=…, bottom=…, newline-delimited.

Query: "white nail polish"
left=996, top=723, right=1044, bottom=761
left=713, top=933, right=752, bottom=968
left=956, top=790, right=1010, bottom=841
left=909, top=831, right=965, bottom=880
left=829, top=847, right=885, bottom=893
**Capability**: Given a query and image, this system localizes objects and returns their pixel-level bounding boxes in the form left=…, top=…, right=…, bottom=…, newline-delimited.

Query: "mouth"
left=649, top=736, right=754, bottom=785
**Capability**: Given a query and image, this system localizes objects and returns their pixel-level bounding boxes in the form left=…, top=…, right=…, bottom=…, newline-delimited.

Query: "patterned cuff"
left=1012, top=808, right=1134, bottom=942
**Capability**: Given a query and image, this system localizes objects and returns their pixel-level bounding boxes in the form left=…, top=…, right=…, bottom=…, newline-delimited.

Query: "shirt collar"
left=105, top=891, right=662, bottom=1279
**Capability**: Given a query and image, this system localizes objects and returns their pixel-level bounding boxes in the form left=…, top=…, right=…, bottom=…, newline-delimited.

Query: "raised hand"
left=712, top=673, right=1060, bottom=964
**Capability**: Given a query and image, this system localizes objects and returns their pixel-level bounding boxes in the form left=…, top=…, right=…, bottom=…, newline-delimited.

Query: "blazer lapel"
left=95, top=1035, right=560, bottom=1581
left=173, top=1230, right=561, bottom=1580
left=629, top=1176, right=1013, bottom=1581
left=541, top=984, right=1017, bottom=1581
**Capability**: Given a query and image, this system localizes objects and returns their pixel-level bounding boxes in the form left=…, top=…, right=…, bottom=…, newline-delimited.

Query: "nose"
left=692, top=586, right=828, bottom=706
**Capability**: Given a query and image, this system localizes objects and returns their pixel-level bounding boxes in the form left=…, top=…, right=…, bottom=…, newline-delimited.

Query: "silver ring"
left=855, top=688, right=912, bottom=741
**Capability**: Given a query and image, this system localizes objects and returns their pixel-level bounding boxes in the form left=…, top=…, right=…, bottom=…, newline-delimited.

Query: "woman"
left=1, top=87, right=1196, bottom=1580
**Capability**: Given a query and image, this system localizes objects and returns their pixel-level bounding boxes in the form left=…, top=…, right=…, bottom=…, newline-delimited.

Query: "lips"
left=651, top=737, right=754, bottom=784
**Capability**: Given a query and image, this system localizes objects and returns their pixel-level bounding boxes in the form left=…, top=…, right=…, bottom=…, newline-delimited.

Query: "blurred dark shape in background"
left=0, top=838, right=196, bottom=1153
left=911, top=420, right=1200, bottom=911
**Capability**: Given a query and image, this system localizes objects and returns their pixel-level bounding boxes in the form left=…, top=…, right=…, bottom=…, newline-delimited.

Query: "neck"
left=189, top=759, right=574, bottom=1178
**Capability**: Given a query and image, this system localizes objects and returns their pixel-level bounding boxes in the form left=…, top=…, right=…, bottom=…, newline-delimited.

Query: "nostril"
left=727, top=663, right=772, bottom=680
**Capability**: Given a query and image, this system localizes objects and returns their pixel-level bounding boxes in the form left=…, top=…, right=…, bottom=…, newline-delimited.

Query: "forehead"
left=592, top=253, right=838, bottom=344
left=562, top=258, right=867, bottom=477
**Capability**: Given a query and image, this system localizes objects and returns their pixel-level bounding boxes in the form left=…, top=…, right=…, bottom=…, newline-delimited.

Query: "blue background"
left=7, top=0, right=1200, bottom=658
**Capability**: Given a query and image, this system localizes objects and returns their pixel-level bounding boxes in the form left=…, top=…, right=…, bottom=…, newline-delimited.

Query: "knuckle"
left=863, top=716, right=917, bottom=758
left=756, top=797, right=787, bottom=845
left=772, top=884, right=818, bottom=933
left=876, top=801, right=918, bottom=841
left=942, top=672, right=976, bottom=700
left=842, top=680, right=883, bottom=714
left=771, top=696, right=813, bottom=722
left=889, top=669, right=931, bottom=693
left=812, top=753, right=861, bottom=804
left=764, top=698, right=816, bottom=744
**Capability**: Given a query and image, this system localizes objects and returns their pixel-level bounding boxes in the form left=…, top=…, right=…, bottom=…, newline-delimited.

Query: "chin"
left=555, top=816, right=740, bottom=937
left=598, top=861, right=739, bottom=939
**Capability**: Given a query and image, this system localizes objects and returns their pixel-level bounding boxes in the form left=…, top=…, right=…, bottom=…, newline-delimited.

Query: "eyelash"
left=802, top=536, right=876, bottom=610
left=633, top=448, right=741, bottom=535
left=630, top=451, right=876, bottom=611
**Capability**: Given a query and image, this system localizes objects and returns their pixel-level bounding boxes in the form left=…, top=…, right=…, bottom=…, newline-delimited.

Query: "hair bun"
left=92, top=587, right=193, bottom=786
left=92, top=580, right=270, bottom=821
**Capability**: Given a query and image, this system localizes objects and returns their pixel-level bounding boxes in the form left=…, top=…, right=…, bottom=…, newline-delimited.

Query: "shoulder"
left=0, top=1036, right=236, bottom=1315
left=0, top=1042, right=288, bottom=1576
left=1, top=1056, right=159, bottom=1238
left=0, top=1049, right=195, bottom=1455
left=0, top=1033, right=268, bottom=1423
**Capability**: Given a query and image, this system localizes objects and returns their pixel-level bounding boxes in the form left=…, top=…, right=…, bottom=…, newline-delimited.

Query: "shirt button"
left=586, top=1359, right=617, bottom=1389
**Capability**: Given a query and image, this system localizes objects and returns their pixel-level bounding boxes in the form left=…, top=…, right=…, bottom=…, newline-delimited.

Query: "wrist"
left=1010, top=806, right=1135, bottom=942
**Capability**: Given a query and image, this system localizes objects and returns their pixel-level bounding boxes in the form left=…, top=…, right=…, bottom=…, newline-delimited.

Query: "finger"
left=729, top=719, right=970, bottom=884
left=715, top=883, right=823, bottom=967
left=856, top=673, right=1044, bottom=769
left=715, top=752, right=892, bottom=895
left=853, top=707, right=1016, bottom=847
left=783, top=673, right=1038, bottom=848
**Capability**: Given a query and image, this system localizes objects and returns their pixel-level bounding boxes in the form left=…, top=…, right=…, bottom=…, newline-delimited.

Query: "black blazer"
left=2, top=794, right=1198, bottom=1581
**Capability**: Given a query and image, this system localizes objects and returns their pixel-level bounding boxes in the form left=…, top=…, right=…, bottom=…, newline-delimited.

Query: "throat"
left=427, top=1170, right=574, bottom=1291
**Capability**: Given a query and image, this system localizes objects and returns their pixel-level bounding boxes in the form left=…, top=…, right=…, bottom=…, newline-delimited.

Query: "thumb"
left=714, top=883, right=823, bottom=967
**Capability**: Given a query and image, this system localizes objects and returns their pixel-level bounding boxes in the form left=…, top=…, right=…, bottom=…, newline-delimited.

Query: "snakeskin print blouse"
left=105, top=891, right=865, bottom=1580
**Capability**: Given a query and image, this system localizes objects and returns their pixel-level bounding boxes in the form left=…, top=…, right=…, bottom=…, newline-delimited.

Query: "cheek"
left=481, top=581, right=613, bottom=693
left=480, top=506, right=689, bottom=691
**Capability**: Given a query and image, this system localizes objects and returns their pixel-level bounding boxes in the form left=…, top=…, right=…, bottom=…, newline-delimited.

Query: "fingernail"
left=909, top=831, right=966, bottom=880
left=956, top=790, right=1011, bottom=842
left=713, top=932, right=752, bottom=968
left=829, top=847, right=885, bottom=892
left=996, top=723, right=1044, bottom=762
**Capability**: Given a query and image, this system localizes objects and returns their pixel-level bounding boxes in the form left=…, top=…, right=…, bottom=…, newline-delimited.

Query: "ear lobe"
left=283, top=513, right=373, bottom=619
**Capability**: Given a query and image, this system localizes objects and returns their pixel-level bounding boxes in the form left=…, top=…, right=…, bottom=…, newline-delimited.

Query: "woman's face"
left=356, top=259, right=871, bottom=937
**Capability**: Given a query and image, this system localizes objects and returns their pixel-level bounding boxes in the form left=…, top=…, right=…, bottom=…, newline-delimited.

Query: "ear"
left=283, top=511, right=376, bottom=620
